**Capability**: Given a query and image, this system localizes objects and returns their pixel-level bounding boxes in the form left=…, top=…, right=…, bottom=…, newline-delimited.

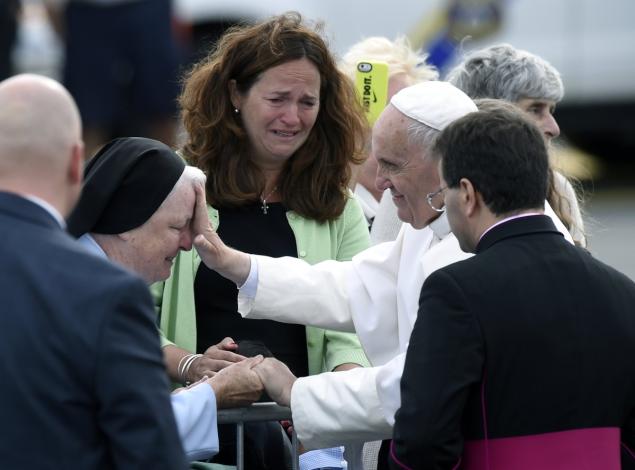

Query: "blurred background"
left=4, top=0, right=634, bottom=279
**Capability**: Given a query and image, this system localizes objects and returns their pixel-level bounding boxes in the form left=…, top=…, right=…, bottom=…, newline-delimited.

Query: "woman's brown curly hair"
left=179, top=12, right=368, bottom=223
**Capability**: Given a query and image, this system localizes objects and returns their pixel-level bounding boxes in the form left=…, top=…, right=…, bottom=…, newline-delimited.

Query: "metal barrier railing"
left=217, top=402, right=299, bottom=470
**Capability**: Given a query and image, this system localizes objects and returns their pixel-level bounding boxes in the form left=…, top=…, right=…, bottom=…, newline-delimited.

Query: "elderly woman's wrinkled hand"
left=207, top=356, right=265, bottom=408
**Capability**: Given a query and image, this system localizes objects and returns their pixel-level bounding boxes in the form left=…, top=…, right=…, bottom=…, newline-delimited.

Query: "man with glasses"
left=191, top=82, right=572, bottom=462
left=427, top=186, right=447, bottom=212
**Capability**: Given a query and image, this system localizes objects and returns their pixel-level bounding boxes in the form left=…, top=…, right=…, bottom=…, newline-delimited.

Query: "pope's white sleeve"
left=170, top=383, right=219, bottom=461
left=238, top=238, right=402, bottom=337
left=238, top=255, right=357, bottom=332
left=375, top=353, right=406, bottom=426
left=289, top=365, right=398, bottom=449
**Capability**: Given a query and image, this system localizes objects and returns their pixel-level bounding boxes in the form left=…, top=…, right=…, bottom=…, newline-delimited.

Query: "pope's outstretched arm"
left=192, top=184, right=362, bottom=332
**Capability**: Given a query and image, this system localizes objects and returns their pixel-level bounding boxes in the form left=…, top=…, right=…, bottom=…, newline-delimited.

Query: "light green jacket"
left=152, top=196, right=371, bottom=375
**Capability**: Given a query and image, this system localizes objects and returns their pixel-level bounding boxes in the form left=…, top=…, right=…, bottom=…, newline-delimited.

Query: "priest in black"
left=390, top=103, right=635, bottom=470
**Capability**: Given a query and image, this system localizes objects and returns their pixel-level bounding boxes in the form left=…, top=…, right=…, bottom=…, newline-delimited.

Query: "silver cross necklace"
left=260, top=186, right=278, bottom=214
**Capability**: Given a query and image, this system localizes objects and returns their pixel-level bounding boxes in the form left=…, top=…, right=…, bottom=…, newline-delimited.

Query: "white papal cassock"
left=238, top=205, right=571, bottom=449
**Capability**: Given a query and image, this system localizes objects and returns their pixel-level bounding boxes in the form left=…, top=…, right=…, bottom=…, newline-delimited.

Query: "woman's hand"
left=164, top=343, right=244, bottom=384
left=201, top=337, right=246, bottom=369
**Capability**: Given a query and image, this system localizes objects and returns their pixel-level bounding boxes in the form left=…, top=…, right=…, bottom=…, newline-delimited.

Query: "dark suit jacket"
left=0, top=192, right=187, bottom=469
left=390, top=215, right=635, bottom=470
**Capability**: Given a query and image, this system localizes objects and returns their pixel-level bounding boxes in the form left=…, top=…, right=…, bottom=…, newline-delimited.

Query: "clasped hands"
left=180, top=336, right=297, bottom=409
left=207, top=355, right=297, bottom=409
left=183, top=183, right=298, bottom=407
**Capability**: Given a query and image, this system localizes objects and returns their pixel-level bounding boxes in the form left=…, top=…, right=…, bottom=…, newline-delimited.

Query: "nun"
left=67, top=136, right=263, bottom=461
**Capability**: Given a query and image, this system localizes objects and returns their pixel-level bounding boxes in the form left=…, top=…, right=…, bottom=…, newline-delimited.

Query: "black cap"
left=67, top=137, right=185, bottom=237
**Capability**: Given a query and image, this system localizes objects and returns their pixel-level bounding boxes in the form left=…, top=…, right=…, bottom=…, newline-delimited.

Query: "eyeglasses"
left=426, top=186, right=447, bottom=213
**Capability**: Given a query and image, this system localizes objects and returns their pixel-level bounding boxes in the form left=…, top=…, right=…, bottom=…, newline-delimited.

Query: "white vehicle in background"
left=174, top=0, right=635, bottom=174
left=14, top=0, right=633, bottom=172
left=174, top=0, right=635, bottom=101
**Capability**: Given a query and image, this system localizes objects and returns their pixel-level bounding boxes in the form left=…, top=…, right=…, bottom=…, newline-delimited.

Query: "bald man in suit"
left=0, top=74, right=186, bottom=469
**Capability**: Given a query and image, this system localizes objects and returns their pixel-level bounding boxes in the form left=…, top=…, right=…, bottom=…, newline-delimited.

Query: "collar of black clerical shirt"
left=476, top=214, right=562, bottom=254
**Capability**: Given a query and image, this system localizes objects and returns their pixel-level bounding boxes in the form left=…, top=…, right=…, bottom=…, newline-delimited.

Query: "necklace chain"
left=260, top=186, right=278, bottom=214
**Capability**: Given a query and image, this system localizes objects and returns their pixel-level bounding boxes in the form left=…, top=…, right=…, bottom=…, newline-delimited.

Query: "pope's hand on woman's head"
left=192, top=184, right=252, bottom=285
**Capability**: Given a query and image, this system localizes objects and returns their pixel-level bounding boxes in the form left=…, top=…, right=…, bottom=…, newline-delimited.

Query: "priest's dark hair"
left=435, top=105, right=549, bottom=216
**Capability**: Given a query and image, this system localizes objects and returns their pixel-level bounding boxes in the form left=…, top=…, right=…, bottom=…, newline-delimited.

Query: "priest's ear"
left=459, top=177, right=491, bottom=220
left=458, top=178, right=479, bottom=217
